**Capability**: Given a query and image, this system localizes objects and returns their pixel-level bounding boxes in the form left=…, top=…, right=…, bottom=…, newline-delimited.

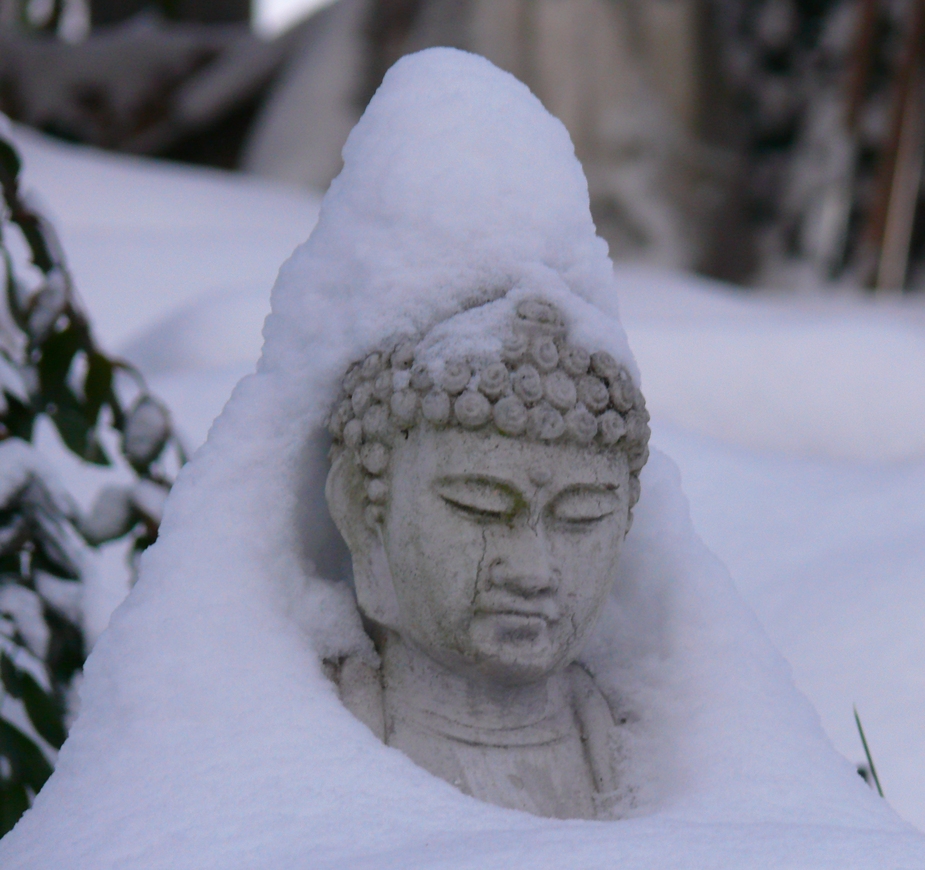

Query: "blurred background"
left=3, top=0, right=925, bottom=290
left=0, top=0, right=923, bottom=841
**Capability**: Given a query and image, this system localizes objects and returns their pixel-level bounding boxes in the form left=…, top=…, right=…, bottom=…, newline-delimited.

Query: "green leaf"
left=0, top=719, right=53, bottom=793
left=0, top=651, right=22, bottom=695
left=49, top=403, right=91, bottom=460
left=2, top=395, right=36, bottom=442
left=83, top=352, right=113, bottom=423
left=0, top=781, right=30, bottom=838
left=37, top=326, right=81, bottom=392
left=42, top=607, right=84, bottom=687
left=0, top=554, right=22, bottom=575
left=37, top=327, right=114, bottom=462
left=1, top=248, right=27, bottom=331
left=20, top=674, right=67, bottom=749
left=0, top=139, right=22, bottom=185
left=1, top=653, right=66, bottom=749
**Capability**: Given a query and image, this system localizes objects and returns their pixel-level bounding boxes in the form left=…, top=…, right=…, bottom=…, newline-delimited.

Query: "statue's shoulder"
left=324, top=653, right=385, bottom=741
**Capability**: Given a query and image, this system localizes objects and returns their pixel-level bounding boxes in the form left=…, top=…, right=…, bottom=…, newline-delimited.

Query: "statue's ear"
left=325, top=453, right=401, bottom=629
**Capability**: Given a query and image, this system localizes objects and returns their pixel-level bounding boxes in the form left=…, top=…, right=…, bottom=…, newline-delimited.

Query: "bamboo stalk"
left=864, top=0, right=925, bottom=289
left=876, top=58, right=925, bottom=289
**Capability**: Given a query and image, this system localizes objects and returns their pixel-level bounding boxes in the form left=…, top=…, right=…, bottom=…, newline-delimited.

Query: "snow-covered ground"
left=12, top=126, right=925, bottom=834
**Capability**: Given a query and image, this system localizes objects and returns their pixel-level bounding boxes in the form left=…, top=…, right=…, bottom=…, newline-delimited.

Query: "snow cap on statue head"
left=262, top=46, right=638, bottom=385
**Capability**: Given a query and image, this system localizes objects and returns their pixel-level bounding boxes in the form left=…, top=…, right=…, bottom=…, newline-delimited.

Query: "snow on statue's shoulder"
left=2, top=47, right=923, bottom=870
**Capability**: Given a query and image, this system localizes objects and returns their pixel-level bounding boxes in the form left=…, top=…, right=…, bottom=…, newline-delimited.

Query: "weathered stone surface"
left=324, top=301, right=650, bottom=820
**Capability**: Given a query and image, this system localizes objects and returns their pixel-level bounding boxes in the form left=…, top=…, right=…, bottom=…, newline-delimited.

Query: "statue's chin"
left=465, top=615, right=571, bottom=684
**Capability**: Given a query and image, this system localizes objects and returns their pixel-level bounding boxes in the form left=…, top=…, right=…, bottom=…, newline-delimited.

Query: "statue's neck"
left=380, top=632, right=573, bottom=745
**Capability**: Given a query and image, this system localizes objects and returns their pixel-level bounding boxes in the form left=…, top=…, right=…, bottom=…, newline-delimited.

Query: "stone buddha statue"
left=324, top=297, right=650, bottom=820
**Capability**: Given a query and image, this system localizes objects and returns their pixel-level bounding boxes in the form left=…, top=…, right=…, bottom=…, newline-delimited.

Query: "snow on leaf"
left=129, top=479, right=168, bottom=526
left=29, top=507, right=82, bottom=580
left=26, top=272, right=67, bottom=344
left=34, top=572, right=82, bottom=625
left=0, top=352, right=29, bottom=403
left=0, top=440, right=37, bottom=508
left=0, top=585, right=48, bottom=661
left=123, top=396, right=170, bottom=469
left=0, top=632, right=50, bottom=693
left=79, top=485, right=134, bottom=546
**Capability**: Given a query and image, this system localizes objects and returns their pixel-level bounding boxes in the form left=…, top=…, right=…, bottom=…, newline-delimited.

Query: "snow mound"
left=1, top=49, right=922, bottom=869
left=615, top=265, right=925, bottom=461
left=12, top=125, right=319, bottom=351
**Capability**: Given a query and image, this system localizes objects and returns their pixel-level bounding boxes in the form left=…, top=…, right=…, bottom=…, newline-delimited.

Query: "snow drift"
left=1, top=48, right=922, bottom=869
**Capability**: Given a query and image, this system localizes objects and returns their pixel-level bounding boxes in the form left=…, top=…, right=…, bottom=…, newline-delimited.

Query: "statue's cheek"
left=390, top=529, right=484, bottom=628
left=549, top=530, right=622, bottom=595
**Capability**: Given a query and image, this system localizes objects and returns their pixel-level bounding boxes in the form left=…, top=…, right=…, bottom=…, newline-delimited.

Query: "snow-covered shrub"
left=0, top=127, right=182, bottom=835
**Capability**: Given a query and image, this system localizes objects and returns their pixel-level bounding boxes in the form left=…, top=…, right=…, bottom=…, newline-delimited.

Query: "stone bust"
left=324, top=298, right=650, bottom=820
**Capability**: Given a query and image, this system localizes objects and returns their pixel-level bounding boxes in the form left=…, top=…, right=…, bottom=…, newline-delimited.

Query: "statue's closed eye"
left=550, top=488, right=620, bottom=524
left=434, top=478, right=519, bottom=520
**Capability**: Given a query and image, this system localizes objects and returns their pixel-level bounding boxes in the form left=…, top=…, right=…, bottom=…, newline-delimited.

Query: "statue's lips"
left=473, top=596, right=560, bottom=626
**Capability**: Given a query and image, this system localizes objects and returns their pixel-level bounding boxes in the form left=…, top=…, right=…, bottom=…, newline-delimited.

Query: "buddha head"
left=325, top=298, right=650, bottom=685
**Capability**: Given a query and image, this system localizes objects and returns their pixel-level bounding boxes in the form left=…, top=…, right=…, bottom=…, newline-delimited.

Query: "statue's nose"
left=487, top=529, right=558, bottom=598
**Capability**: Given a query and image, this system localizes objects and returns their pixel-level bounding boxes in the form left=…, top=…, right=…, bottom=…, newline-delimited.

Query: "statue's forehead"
left=395, top=425, right=628, bottom=490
